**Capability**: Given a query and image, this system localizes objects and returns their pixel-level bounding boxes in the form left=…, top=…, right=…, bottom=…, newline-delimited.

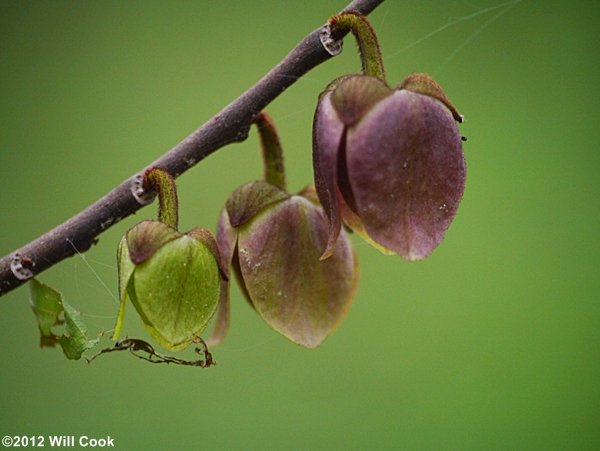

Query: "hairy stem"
left=330, top=11, right=386, bottom=81
left=144, top=168, right=179, bottom=230
left=254, top=112, right=287, bottom=191
left=0, top=0, right=384, bottom=297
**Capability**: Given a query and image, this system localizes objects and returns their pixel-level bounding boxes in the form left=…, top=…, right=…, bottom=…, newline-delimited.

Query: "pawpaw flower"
left=314, top=12, right=466, bottom=260
left=113, top=168, right=227, bottom=351
left=216, top=112, right=358, bottom=349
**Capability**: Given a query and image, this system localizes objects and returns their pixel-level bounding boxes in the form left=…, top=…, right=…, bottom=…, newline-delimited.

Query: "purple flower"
left=313, top=73, right=466, bottom=260
left=218, top=182, right=358, bottom=348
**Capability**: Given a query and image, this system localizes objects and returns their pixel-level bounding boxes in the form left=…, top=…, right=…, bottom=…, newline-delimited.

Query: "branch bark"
left=0, top=0, right=385, bottom=297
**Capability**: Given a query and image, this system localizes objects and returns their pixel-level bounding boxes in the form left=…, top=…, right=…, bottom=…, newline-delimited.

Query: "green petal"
left=112, top=236, right=134, bottom=339
left=237, top=196, right=358, bottom=348
left=128, top=234, right=220, bottom=351
left=188, top=227, right=231, bottom=347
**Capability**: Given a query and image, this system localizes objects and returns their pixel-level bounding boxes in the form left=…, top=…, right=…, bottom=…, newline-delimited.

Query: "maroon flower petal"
left=126, top=220, right=180, bottom=265
left=225, top=181, right=288, bottom=228
left=187, top=227, right=229, bottom=281
left=399, top=73, right=463, bottom=123
left=216, top=209, right=237, bottom=272
left=205, top=276, right=230, bottom=347
left=346, top=90, right=466, bottom=260
left=312, top=91, right=346, bottom=259
left=330, top=74, right=392, bottom=127
left=236, top=196, right=358, bottom=348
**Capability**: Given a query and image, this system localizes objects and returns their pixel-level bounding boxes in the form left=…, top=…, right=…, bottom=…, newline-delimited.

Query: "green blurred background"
left=1, top=1, right=598, bottom=449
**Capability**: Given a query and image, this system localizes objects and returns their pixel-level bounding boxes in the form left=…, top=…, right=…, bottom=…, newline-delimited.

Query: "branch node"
left=10, top=253, right=34, bottom=281
left=320, top=23, right=344, bottom=56
left=130, top=173, right=156, bottom=206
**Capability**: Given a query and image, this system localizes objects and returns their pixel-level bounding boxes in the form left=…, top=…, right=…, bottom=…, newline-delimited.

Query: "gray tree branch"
left=0, top=0, right=385, bottom=297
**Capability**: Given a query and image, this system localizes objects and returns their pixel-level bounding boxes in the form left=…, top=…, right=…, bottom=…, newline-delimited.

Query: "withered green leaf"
left=29, top=278, right=63, bottom=346
left=29, top=279, right=99, bottom=360
left=59, top=300, right=100, bottom=360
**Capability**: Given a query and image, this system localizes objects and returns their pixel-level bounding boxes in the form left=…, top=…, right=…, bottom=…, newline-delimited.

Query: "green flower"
left=113, top=168, right=226, bottom=351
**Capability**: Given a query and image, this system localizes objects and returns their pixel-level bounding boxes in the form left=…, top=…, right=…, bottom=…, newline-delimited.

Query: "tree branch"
left=0, top=0, right=385, bottom=297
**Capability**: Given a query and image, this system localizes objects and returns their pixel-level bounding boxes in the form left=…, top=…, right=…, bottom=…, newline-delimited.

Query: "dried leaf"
left=87, top=337, right=215, bottom=367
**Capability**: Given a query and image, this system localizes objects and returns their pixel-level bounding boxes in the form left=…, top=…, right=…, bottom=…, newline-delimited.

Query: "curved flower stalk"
left=217, top=112, right=358, bottom=348
left=313, top=12, right=466, bottom=260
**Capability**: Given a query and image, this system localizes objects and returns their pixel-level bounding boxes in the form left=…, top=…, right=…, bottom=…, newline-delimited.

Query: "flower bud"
left=313, top=72, right=466, bottom=260
left=218, top=181, right=358, bottom=349
left=114, top=220, right=225, bottom=351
